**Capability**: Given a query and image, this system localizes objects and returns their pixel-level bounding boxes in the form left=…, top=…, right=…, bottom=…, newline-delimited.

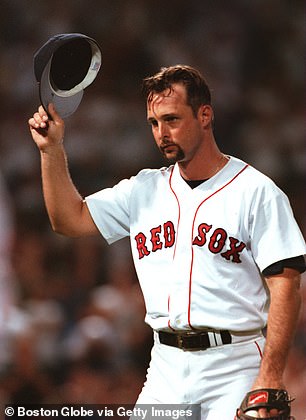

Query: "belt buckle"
left=177, top=335, right=185, bottom=350
left=178, top=331, right=208, bottom=351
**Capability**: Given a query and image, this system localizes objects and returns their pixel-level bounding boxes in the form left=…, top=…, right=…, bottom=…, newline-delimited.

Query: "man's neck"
left=178, top=152, right=229, bottom=181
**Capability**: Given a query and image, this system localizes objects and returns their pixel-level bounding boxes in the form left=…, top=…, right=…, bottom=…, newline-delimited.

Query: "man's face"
left=146, top=83, right=205, bottom=164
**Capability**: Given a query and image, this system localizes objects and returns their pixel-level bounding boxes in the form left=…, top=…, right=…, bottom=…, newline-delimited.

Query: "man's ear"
left=198, top=105, right=214, bottom=127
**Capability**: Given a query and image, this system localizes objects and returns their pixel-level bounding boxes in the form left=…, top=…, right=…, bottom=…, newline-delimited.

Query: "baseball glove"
left=235, top=388, right=294, bottom=420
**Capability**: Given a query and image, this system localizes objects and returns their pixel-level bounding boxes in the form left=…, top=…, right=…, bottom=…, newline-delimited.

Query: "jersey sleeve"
left=248, top=181, right=306, bottom=272
left=262, top=255, right=306, bottom=276
left=85, top=177, right=133, bottom=244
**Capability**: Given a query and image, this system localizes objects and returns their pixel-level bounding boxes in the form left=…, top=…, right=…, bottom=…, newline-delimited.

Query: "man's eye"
left=166, top=116, right=178, bottom=122
left=148, top=120, right=158, bottom=127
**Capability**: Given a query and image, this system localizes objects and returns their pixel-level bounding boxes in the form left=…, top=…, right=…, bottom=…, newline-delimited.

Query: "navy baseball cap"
left=34, top=33, right=102, bottom=118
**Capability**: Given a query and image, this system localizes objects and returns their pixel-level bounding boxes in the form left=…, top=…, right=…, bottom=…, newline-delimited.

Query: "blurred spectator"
left=0, top=172, right=16, bottom=390
left=0, top=171, right=16, bottom=334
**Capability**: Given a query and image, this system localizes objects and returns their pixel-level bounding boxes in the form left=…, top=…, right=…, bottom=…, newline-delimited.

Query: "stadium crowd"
left=0, top=0, right=305, bottom=417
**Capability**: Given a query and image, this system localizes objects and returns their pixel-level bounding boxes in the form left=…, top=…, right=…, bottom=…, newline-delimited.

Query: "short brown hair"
left=142, top=65, right=211, bottom=116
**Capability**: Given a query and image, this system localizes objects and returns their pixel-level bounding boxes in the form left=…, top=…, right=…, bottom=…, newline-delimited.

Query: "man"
left=29, top=65, right=305, bottom=419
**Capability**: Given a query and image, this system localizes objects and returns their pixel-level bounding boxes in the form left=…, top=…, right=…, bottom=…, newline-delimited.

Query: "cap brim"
left=39, top=59, right=84, bottom=119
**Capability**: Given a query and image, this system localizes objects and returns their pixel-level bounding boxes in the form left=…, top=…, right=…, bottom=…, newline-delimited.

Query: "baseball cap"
left=34, top=33, right=102, bottom=118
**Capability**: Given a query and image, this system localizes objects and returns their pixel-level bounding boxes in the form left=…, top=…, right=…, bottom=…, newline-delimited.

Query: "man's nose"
left=158, top=122, right=169, bottom=140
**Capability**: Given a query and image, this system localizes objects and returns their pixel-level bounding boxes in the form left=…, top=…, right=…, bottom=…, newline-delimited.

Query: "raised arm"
left=28, top=104, right=99, bottom=237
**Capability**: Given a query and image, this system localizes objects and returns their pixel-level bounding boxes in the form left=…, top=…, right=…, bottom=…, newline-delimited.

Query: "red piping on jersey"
left=169, top=166, right=181, bottom=260
left=254, top=340, right=263, bottom=358
left=167, top=166, right=181, bottom=330
left=187, top=164, right=249, bottom=329
left=167, top=296, right=175, bottom=331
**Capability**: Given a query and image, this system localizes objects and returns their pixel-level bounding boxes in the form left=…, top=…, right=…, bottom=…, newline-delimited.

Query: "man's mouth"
left=159, top=143, right=185, bottom=163
left=161, top=143, right=177, bottom=153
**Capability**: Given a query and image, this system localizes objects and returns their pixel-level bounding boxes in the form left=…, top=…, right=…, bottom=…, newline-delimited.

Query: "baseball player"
left=28, top=65, right=305, bottom=419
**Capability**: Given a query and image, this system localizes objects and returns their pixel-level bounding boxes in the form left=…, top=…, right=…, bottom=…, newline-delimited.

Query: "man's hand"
left=236, top=388, right=293, bottom=419
left=28, top=103, right=65, bottom=152
left=251, top=381, right=285, bottom=417
left=249, top=385, right=283, bottom=417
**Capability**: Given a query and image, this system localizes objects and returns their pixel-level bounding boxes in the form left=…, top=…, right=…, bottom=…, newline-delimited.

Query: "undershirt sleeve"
left=262, top=255, right=306, bottom=276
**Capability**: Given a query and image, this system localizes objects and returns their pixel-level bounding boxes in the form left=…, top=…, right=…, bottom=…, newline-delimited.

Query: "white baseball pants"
left=135, top=331, right=265, bottom=420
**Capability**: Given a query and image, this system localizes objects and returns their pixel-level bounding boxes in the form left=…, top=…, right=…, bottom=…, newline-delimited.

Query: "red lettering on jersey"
left=150, top=225, right=163, bottom=252
left=135, top=232, right=150, bottom=259
left=208, top=228, right=227, bottom=253
left=163, top=221, right=175, bottom=248
left=135, top=221, right=246, bottom=263
left=192, top=223, right=212, bottom=246
left=221, top=237, right=246, bottom=263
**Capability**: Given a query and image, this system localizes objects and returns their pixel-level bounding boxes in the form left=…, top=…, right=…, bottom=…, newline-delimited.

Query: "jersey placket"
left=167, top=166, right=203, bottom=330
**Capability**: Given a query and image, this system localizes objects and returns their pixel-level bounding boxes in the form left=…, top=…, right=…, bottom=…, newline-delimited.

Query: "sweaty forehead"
left=147, top=84, right=188, bottom=114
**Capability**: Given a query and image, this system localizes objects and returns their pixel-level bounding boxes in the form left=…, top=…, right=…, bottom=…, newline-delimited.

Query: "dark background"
left=0, top=0, right=305, bottom=417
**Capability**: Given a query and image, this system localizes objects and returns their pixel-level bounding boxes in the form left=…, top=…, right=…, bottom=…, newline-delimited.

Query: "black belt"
left=158, top=330, right=232, bottom=351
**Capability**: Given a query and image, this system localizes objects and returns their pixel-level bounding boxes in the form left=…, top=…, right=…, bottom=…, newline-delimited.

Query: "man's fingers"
left=29, top=117, right=44, bottom=129
left=28, top=117, right=37, bottom=128
left=47, top=103, right=63, bottom=124
left=31, top=111, right=47, bottom=128
left=257, top=408, right=267, bottom=417
left=30, top=104, right=62, bottom=126
left=38, top=105, right=48, bottom=118
left=29, top=104, right=65, bottom=146
left=238, top=408, right=280, bottom=418
left=257, top=407, right=279, bottom=417
left=29, top=104, right=61, bottom=130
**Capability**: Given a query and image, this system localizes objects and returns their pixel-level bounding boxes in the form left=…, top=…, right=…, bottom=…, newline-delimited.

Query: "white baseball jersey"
left=85, top=156, right=306, bottom=332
